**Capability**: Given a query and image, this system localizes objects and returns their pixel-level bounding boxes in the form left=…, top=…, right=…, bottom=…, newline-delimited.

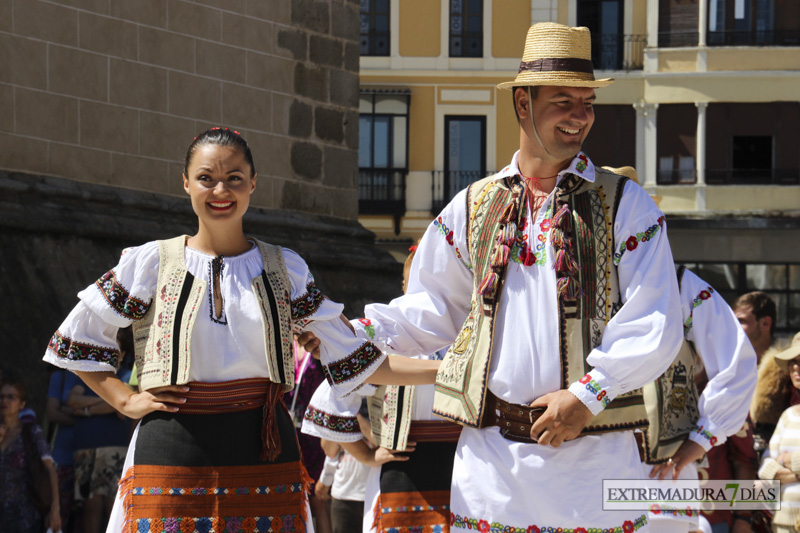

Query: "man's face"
left=526, top=85, right=596, bottom=162
left=735, top=304, right=765, bottom=345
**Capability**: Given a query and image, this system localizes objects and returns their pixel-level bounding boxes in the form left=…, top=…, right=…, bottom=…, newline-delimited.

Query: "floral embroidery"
left=303, top=405, right=359, bottom=434
left=95, top=270, right=151, bottom=320
left=291, top=282, right=324, bottom=320
left=450, top=512, right=647, bottom=533
left=579, top=374, right=610, bottom=409
left=132, top=514, right=302, bottom=533
left=575, top=152, right=589, bottom=173
left=683, top=285, right=715, bottom=334
left=324, top=342, right=383, bottom=385
left=510, top=204, right=552, bottom=267
left=612, top=216, right=665, bottom=266
left=692, top=424, right=718, bottom=446
left=358, top=318, right=376, bottom=339
left=433, top=216, right=468, bottom=263
left=48, top=330, right=120, bottom=368
left=132, top=482, right=305, bottom=497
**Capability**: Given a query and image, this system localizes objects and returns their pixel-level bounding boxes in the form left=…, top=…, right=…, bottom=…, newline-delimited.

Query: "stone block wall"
left=0, top=0, right=361, bottom=219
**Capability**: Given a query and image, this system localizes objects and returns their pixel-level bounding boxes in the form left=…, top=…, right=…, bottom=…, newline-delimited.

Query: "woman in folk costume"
left=43, top=128, right=440, bottom=532
left=302, top=245, right=460, bottom=533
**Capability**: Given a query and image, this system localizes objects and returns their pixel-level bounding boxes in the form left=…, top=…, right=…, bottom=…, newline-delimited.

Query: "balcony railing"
left=358, top=168, right=406, bottom=216
left=431, top=170, right=494, bottom=214
left=705, top=168, right=800, bottom=185
left=591, top=34, right=646, bottom=71
left=708, top=29, right=800, bottom=47
left=658, top=32, right=700, bottom=48
left=657, top=169, right=697, bottom=185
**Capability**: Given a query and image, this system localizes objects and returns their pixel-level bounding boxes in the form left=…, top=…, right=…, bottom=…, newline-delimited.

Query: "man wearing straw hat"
left=304, top=23, right=683, bottom=531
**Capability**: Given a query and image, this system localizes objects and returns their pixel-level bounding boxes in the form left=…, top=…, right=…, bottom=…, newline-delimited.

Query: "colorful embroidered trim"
left=575, top=152, right=589, bottom=173
left=48, top=330, right=120, bottom=368
left=683, top=286, right=715, bottom=334
left=692, top=424, right=718, bottom=446
left=450, top=512, right=647, bottom=533
left=291, top=282, right=324, bottom=320
left=359, top=318, right=376, bottom=339
left=433, top=216, right=468, bottom=264
left=324, top=342, right=384, bottom=385
left=130, top=515, right=303, bottom=532
left=579, top=373, right=611, bottom=409
left=303, top=405, right=359, bottom=434
left=95, top=270, right=151, bottom=320
left=510, top=204, right=552, bottom=267
left=374, top=489, right=450, bottom=533
left=612, top=216, right=666, bottom=266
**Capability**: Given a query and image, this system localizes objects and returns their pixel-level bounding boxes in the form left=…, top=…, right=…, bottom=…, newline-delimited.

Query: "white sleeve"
left=353, top=190, right=473, bottom=355
left=681, top=270, right=758, bottom=451
left=300, top=380, right=371, bottom=443
left=283, top=248, right=387, bottom=397
left=43, top=242, right=159, bottom=372
left=568, top=181, right=684, bottom=415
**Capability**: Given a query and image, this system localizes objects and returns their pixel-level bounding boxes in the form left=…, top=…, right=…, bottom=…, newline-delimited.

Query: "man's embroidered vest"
left=367, top=385, right=416, bottom=450
left=642, top=266, right=700, bottom=463
left=432, top=168, right=649, bottom=434
left=132, top=236, right=294, bottom=391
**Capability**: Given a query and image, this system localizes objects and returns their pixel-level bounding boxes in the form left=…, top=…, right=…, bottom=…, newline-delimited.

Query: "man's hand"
left=314, top=482, right=332, bottom=501
left=297, top=331, right=320, bottom=359
left=649, top=440, right=706, bottom=480
left=528, top=390, right=593, bottom=447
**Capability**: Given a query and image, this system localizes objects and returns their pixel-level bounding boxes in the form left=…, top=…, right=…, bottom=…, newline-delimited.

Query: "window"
left=658, top=0, right=700, bottom=47
left=732, top=136, right=772, bottom=180
left=358, top=91, right=410, bottom=217
left=682, top=262, right=800, bottom=336
left=450, top=0, right=483, bottom=57
left=708, top=0, right=800, bottom=46
left=432, top=116, right=486, bottom=213
left=360, top=0, right=390, bottom=56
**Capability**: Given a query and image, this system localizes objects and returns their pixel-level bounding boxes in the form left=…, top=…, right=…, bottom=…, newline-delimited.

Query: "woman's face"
left=0, top=384, right=23, bottom=418
left=789, top=357, right=800, bottom=390
left=183, top=143, right=257, bottom=226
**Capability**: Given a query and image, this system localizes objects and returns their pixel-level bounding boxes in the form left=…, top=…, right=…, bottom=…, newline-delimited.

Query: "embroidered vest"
left=642, top=265, right=701, bottom=463
left=432, top=169, right=648, bottom=434
left=132, top=236, right=294, bottom=392
left=367, top=384, right=416, bottom=450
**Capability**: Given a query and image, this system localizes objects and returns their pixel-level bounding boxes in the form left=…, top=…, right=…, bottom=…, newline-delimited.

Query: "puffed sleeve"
left=43, top=242, right=159, bottom=373
left=681, top=269, right=757, bottom=451
left=352, top=189, right=473, bottom=355
left=282, top=248, right=387, bottom=397
left=568, top=180, right=683, bottom=415
left=300, top=379, right=373, bottom=442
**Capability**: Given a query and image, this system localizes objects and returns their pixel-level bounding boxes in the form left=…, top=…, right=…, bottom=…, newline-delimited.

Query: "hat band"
left=518, top=58, right=594, bottom=75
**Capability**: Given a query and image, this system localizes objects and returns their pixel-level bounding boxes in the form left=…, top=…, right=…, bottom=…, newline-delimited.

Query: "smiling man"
left=305, top=23, right=683, bottom=531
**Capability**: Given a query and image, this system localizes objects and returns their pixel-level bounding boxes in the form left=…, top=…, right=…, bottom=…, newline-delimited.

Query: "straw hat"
left=774, top=331, right=800, bottom=371
left=497, top=23, right=613, bottom=90
left=602, top=166, right=663, bottom=206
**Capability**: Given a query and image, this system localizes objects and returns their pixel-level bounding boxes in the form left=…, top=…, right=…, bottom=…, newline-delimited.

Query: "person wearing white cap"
left=302, top=22, right=683, bottom=532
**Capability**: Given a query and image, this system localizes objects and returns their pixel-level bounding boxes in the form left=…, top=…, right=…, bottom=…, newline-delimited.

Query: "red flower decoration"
left=699, top=290, right=711, bottom=300
left=358, top=318, right=372, bottom=326
left=450, top=512, right=456, bottom=525
left=527, top=527, right=540, bottom=533
left=625, top=236, right=638, bottom=251
left=710, top=436, right=718, bottom=446
left=478, top=519, right=490, bottom=533
left=408, top=245, right=418, bottom=252
left=576, top=528, right=587, bottom=533
left=579, top=374, right=591, bottom=384
left=596, top=390, right=606, bottom=401
left=540, top=219, right=551, bottom=232
left=622, top=520, right=634, bottom=533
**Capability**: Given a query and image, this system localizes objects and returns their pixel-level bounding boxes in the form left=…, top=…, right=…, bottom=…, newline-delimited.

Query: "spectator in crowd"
left=758, top=331, right=800, bottom=532
left=0, top=380, right=61, bottom=533
left=46, top=368, right=78, bottom=532
left=735, top=291, right=777, bottom=364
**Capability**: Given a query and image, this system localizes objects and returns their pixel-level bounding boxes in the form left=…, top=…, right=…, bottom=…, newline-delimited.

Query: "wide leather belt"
left=485, top=390, right=546, bottom=443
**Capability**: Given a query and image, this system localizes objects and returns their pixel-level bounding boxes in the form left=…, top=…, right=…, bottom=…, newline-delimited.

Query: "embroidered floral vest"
left=432, top=169, right=649, bottom=434
left=642, top=266, right=701, bottom=463
left=132, top=236, right=294, bottom=392
left=367, top=384, right=416, bottom=450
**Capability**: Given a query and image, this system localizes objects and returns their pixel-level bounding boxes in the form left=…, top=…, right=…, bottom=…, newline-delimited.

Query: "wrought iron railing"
left=658, top=31, right=700, bottom=48
left=431, top=170, right=493, bottom=214
left=705, top=168, right=800, bottom=185
left=707, top=29, right=800, bottom=47
left=591, top=34, right=646, bottom=71
left=358, top=168, right=406, bottom=215
left=657, top=169, right=697, bottom=185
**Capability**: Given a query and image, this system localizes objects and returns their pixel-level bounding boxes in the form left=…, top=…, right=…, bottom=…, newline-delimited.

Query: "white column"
left=633, top=101, right=647, bottom=180
left=698, top=0, right=708, bottom=47
left=695, top=102, right=707, bottom=186
left=647, top=0, right=659, bottom=48
left=643, top=102, right=659, bottom=189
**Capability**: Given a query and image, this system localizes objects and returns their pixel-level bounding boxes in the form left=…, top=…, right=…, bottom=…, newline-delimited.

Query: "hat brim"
left=774, top=343, right=800, bottom=370
left=498, top=77, right=614, bottom=90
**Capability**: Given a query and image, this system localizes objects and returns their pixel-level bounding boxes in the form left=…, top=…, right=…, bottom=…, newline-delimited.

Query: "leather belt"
left=485, top=390, right=546, bottom=444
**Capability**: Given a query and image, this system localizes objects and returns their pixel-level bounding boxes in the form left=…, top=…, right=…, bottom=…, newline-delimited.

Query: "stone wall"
left=0, top=0, right=361, bottom=218
left=0, top=0, right=401, bottom=418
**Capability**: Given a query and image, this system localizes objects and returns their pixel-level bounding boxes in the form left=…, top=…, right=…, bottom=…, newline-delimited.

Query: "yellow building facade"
left=357, top=0, right=800, bottom=334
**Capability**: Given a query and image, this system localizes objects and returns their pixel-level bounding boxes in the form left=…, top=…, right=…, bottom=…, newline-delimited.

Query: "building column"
left=698, top=0, right=708, bottom=47
left=634, top=101, right=659, bottom=189
left=695, top=101, right=708, bottom=210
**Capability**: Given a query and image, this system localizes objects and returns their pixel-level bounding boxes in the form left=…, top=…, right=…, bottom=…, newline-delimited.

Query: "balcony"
left=590, top=34, right=647, bottom=70
left=431, top=170, right=493, bottom=214
left=707, top=29, right=800, bottom=46
left=359, top=168, right=406, bottom=216
left=705, top=168, right=800, bottom=185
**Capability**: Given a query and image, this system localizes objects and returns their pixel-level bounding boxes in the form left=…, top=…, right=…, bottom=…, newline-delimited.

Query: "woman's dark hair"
left=184, top=127, right=256, bottom=176
left=3, top=381, right=27, bottom=402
